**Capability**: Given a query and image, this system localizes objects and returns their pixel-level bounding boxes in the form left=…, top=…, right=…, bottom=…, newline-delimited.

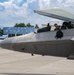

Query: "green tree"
left=14, top=23, right=18, bottom=27
left=0, top=28, right=3, bottom=35
left=14, top=23, right=26, bottom=27
left=26, top=23, right=34, bottom=27
left=35, top=24, right=39, bottom=29
left=26, top=23, right=31, bottom=27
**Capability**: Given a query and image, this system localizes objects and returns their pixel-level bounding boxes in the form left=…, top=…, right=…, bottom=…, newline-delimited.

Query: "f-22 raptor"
left=0, top=8, right=74, bottom=59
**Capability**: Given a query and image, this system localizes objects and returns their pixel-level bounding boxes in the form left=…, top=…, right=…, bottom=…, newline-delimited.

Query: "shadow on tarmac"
left=0, top=73, right=55, bottom=75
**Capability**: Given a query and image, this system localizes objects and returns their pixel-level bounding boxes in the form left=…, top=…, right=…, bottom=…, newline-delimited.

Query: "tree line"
left=0, top=28, right=3, bottom=35
left=14, top=23, right=34, bottom=27
left=14, top=23, right=39, bottom=28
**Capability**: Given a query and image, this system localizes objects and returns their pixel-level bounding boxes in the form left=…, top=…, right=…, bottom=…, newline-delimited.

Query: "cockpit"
left=36, top=22, right=74, bottom=39
left=37, top=21, right=74, bottom=33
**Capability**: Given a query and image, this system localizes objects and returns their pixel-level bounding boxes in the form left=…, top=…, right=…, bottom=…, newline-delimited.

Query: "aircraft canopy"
left=34, top=8, right=74, bottom=23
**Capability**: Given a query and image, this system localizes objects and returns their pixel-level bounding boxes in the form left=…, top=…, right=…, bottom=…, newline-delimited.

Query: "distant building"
left=3, top=27, right=35, bottom=35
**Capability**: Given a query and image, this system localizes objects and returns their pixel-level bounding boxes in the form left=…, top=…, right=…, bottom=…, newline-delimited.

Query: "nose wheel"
left=31, top=53, right=34, bottom=56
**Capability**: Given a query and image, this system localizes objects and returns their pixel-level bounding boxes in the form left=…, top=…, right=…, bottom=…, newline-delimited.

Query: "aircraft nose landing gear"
left=31, top=53, right=34, bottom=56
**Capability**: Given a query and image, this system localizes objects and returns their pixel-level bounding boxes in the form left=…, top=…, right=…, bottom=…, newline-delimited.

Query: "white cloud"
left=27, top=0, right=36, bottom=3
left=57, top=0, right=63, bottom=3
left=56, top=0, right=74, bottom=8
left=0, top=5, right=5, bottom=11
left=0, top=0, right=29, bottom=18
left=0, top=0, right=29, bottom=26
left=64, top=0, right=74, bottom=7
left=0, top=0, right=74, bottom=27
left=66, top=0, right=74, bottom=3
left=39, top=0, right=50, bottom=9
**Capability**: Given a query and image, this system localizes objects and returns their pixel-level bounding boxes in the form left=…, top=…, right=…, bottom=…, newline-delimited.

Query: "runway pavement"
left=0, top=47, right=74, bottom=75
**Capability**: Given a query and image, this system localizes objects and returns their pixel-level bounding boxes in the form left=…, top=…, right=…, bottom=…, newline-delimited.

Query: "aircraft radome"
left=0, top=8, right=74, bottom=59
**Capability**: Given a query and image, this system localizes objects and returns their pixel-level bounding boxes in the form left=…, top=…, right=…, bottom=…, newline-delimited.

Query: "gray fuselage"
left=0, top=29, right=74, bottom=57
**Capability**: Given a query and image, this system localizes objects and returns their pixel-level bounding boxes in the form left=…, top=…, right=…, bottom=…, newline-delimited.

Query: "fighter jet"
left=0, top=8, right=74, bottom=59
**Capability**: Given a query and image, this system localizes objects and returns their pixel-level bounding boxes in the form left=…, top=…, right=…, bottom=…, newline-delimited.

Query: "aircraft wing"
left=34, top=8, right=74, bottom=23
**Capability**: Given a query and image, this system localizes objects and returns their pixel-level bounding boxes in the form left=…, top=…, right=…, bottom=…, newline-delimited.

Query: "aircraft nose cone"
left=0, top=40, right=3, bottom=47
left=0, top=38, right=13, bottom=50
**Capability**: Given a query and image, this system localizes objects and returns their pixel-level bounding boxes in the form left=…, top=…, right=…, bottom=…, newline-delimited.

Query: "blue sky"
left=0, top=0, right=74, bottom=27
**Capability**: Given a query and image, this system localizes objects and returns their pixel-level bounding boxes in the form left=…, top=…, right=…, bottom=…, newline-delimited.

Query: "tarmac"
left=0, top=47, right=74, bottom=75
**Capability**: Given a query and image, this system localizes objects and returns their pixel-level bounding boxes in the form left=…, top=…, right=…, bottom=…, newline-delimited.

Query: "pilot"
left=61, top=22, right=67, bottom=29
left=67, top=22, right=73, bottom=29
left=54, top=23, right=59, bottom=30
